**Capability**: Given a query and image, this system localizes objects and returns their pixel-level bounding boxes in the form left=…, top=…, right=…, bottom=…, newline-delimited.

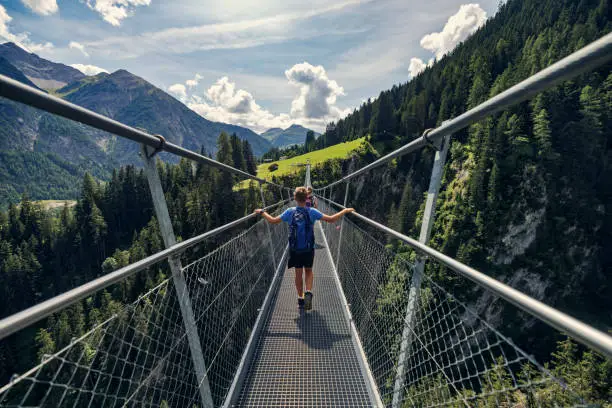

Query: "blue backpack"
left=288, top=207, right=315, bottom=253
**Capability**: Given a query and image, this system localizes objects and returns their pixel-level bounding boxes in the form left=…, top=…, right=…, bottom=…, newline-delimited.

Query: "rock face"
left=0, top=42, right=85, bottom=89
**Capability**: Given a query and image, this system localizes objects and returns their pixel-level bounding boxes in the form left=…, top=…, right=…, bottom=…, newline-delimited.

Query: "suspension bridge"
left=0, top=33, right=611, bottom=407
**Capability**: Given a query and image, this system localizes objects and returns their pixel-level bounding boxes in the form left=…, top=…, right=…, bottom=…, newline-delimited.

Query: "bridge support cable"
left=0, top=202, right=291, bottom=407
left=259, top=182, right=277, bottom=267
left=318, top=195, right=612, bottom=361
left=335, top=181, right=351, bottom=272
left=392, top=133, right=451, bottom=408
left=141, top=144, right=214, bottom=408
left=317, top=32, right=612, bottom=191
left=0, top=197, right=289, bottom=343
left=316, top=210, right=585, bottom=406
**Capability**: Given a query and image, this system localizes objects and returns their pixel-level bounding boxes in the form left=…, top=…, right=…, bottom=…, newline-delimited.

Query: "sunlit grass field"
left=237, top=138, right=366, bottom=189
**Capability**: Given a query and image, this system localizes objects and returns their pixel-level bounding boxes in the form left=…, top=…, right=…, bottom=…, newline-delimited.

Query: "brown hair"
left=306, top=187, right=313, bottom=194
left=294, top=186, right=308, bottom=203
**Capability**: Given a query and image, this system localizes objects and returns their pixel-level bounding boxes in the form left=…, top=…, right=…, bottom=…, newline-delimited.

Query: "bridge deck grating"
left=236, top=227, right=372, bottom=407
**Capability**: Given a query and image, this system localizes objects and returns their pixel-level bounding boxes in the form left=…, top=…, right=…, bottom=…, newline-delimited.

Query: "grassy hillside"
left=242, top=137, right=366, bottom=187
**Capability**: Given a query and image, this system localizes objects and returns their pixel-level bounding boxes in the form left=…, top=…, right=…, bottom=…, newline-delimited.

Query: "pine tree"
left=369, top=92, right=394, bottom=141
left=216, top=132, right=233, bottom=166
left=242, top=140, right=258, bottom=175
left=35, top=328, right=55, bottom=363
left=8, top=203, right=23, bottom=242
left=396, top=182, right=416, bottom=234
left=230, top=133, right=246, bottom=171
left=532, top=106, right=553, bottom=159
left=215, top=133, right=236, bottom=224
left=305, top=130, right=316, bottom=152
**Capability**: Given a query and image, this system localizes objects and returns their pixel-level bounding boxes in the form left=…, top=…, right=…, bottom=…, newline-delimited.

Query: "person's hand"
left=254, top=209, right=264, bottom=215
left=344, top=208, right=355, bottom=214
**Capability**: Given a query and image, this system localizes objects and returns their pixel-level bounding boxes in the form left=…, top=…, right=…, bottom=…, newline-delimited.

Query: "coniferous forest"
left=0, top=0, right=611, bottom=405
left=0, top=132, right=271, bottom=388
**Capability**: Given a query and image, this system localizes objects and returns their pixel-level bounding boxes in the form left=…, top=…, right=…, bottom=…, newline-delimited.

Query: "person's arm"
left=254, top=209, right=283, bottom=224
left=321, top=208, right=354, bottom=223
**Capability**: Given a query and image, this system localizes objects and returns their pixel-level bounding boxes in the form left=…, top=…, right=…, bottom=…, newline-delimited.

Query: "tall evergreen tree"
left=242, top=140, right=258, bottom=175
left=216, top=132, right=233, bottom=166
left=230, top=133, right=246, bottom=171
left=305, top=130, right=316, bottom=152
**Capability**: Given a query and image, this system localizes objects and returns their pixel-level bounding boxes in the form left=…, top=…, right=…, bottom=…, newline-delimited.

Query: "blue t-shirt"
left=280, top=207, right=323, bottom=250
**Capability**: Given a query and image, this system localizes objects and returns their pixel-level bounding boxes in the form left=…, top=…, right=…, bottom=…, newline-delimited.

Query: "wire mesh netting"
left=0, top=205, right=289, bottom=408
left=318, top=199, right=585, bottom=408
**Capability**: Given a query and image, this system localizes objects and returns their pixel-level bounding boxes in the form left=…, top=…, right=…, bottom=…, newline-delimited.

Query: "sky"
left=0, top=0, right=501, bottom=133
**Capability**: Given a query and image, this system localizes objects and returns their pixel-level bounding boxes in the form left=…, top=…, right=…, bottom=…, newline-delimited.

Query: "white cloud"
left=286, top=62, right=345, bottom=119
left=181, top=64, right=349, bottom=133
left=185, top=73, right=202, bottom=89
left=86, top=0, right=152, bottom=26
left=168, top=83, right=187, bottom=101
left=168, top=73, right=202, bottom=102
left=420, top=3, right=486, bottom=60
left=188, top=76, right=293, bottom=133
left=405, top=4, right=486, bottom=81
left=70, top=63, right=109, bottom=75
left=69, top=41, right=89, bottom=57
left=83, top=0, right=364, bottom=58
left=21, top=0, right=58, bottom=16
left=206, top=76, right=257, bottom=114
left=0, top=5, right=53, bottom=53
left=408, top=57, right=433, bottom=78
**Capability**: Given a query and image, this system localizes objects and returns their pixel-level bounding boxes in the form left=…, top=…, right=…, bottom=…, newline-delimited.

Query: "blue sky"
left=0, top=0, right=501, bottom=132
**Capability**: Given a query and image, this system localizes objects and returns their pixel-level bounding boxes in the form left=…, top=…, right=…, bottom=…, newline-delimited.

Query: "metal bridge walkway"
left=0, top=33, right=611, bottom=408
left=237, top=226, right=375, bottom=407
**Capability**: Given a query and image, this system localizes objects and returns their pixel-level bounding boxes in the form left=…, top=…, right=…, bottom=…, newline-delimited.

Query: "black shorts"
left=288, top=250, right=315, bottom=268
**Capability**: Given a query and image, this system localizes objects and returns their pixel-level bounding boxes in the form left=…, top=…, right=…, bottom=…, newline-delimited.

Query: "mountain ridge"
left=0, top=44, right=273, bottom=206
left=261, top=124, right=319, bottom=148
left=0, top=43, right=271, bottom=157
left=0, top=42, right=85, bottom=89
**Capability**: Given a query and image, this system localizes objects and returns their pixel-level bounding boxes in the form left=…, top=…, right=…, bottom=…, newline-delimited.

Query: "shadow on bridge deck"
left=237, top=227, right=373, bottom=407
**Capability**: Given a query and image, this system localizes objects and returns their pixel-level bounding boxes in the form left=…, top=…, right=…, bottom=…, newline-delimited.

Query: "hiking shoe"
left=304, top=291, right=313, bottom=311
left=313, top=242, right=325, bottom=250
left=298, top=297, right=305, bottom=310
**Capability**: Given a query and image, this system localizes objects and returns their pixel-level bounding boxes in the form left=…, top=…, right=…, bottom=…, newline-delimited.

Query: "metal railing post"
left=392, top=133, right=451, bottom=408
left=259, top=182, right=278, bottom=267
left=140, top=144, right=214, bottom=408
left=335, top=182, right=350, bottom=270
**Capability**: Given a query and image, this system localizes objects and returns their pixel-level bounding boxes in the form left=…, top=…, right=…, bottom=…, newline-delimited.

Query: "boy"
left=255, top=186, right=354, bottom=310
left=305, top=186, right=318, bottom=209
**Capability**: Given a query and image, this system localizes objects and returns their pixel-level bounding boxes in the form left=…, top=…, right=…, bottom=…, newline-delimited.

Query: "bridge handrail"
left=314, top=32, right=612, bottom=191
left=317, top=194, right=612, bottom=360
left=0, top=198, right=290, bottom=341
left=0, top=74, right=286, bottom=190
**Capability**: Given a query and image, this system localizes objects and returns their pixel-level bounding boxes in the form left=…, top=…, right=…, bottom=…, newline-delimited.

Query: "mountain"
left=261, top=127, right=283, bottom=141
left=261, top=124, right=319, bottom=148
left=0, top=56, right=111, bottom=163
left=54, top=69, right=271, bottom=162
left=0, top=42, right=85, bottom=89
left=0, top=56, right=40, bottom=89
left=0, top=46, right=272, bottom=206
